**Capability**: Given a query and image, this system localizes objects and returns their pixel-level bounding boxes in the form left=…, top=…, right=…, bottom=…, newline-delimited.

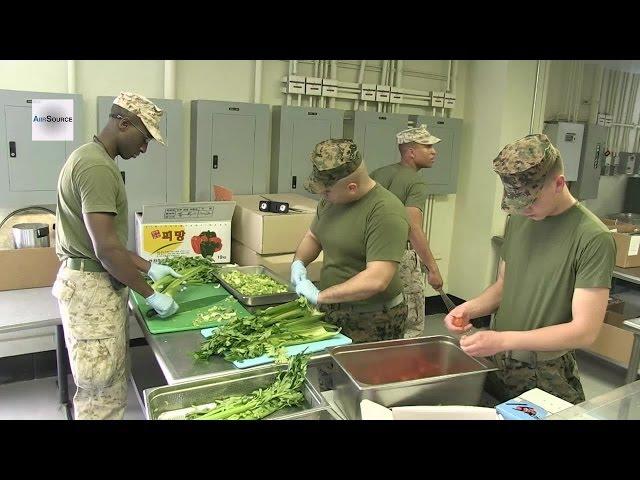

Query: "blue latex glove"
left=290, top=259, right=308, bottom=287
left=295, top=279, right=319, bottom=305
left=147, top=263, right=182, bottom=282
left=145, top=291, right=179, bottom=318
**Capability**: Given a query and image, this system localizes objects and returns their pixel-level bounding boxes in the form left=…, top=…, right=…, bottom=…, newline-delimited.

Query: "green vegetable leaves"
left=193, top=298, right=340, bottom=362
left=186, top=353, right=310, bottom=420
left=219, top=270, right=288, bottom=296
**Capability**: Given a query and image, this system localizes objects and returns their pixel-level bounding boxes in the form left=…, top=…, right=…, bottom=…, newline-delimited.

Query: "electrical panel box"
left=97, top=96, right=184, bottom=249
left=0, top=89, right=83, bottom=209
left=271, top=106, right=344, bottom=198
left=190, top=100, right=270, bottom=201
left=618, top=152, right=638, bottom=176
left=542, top=121, right=585, bottom=182
left=570, top=123, right=607, bottom=200
left=624, top=177, right=640, bottom=213
left=415, top=115, right=463, bottom=195
left=349, top=111, right=409, bottom=174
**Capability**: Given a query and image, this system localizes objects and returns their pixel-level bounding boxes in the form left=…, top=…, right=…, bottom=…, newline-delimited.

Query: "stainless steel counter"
left=129, top=299, right=332, bottom=386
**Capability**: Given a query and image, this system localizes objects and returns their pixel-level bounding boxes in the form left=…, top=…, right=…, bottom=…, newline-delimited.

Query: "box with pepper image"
left=135, top=202, right=236, bottom=263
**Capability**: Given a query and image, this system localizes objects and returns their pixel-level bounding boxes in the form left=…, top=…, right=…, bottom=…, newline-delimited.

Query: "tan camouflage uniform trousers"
left=485, top=351, right=586, bottom=404
left=399, top=249, right=425, bottom=338
left=312, top=302, right=408, bottom=391
left=52, top=267, right=129, bottom=420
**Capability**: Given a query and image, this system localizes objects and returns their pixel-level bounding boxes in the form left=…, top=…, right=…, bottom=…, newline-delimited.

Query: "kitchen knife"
left=147, top=296, right=218, bottom=319
left=438, top=289, right=473, bottom=333
left=438, top=289, right=457, bottom=313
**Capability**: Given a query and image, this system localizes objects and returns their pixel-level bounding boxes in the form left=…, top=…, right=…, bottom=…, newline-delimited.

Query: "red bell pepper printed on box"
left=191, top=231, right=223, bottom=257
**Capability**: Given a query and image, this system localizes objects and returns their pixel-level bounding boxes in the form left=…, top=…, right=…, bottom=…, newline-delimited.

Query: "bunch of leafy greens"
left=193, top=298, right=340, bottom=361
left=149, top=266, right=207, bottom=298
left=186, top=353, right=309, bottom=420
left=150, top=256, right=220, bottom=284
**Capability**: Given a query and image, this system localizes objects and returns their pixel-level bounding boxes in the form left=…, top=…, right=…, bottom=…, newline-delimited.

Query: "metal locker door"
left=353, top=111, right=408, bottom=174
left=5, top=105, right=67, bottom=191
left=290, top=119, right=333, bottom=196
left=210, top=113, right=256, bottom=195
left=416, top=116, right=462, bottom=194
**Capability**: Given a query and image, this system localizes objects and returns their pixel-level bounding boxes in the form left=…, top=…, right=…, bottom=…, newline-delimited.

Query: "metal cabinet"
left=0, top=89, right=83, bottom=209
left=190, top=100, right=270, bottom=201
left=543, top=121, right=585, bottom=182
left=270, top=106, right=344, bottom=197
left=571, top=123, right=607, bottom=200
left=349, top=111, right=409, bottom=174
left=97, top=96, right=184, bottom=249
left=415, top=115, right=463, bottom=195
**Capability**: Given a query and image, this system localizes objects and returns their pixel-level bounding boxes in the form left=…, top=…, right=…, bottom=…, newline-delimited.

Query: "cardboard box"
left=232, top=194, right=317, bottom=255
left=585, top=308, right=634, bottom=365
left=0, top=247, right=61, bottom=291
left=612, top=232, right=640, bottom=268
left=231, top=239, right=323, bottom=282
left=135, top=202, right=235, bottom=263
left=600, top=218, right=640, bottom=268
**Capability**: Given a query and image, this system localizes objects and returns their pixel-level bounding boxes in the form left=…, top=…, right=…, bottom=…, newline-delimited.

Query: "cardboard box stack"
left=231, top=194, right=323, bottom=282
left=585, top=294, right=634, bottom=366
left=135, top=202, right=236, bottom=263
left=600, top=217, right=640, bottom=268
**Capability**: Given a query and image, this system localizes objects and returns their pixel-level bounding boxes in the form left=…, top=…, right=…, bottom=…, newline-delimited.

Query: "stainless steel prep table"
left=0, top=287, right=71, bottom=419
left=127, top=297, right=334, bottom=401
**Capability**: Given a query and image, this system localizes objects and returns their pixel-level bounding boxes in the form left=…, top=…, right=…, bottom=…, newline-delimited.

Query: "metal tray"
left=143, top=364, right=326, bottom=420
left=215, top=265, right=298, bottom=306
left=274, top=406, right=341, bottom=420
left=329, top=335, right=498, bottom=420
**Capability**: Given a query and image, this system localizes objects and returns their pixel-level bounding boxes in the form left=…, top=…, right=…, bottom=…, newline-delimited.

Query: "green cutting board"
left=130, top=284, right=251, bottom=334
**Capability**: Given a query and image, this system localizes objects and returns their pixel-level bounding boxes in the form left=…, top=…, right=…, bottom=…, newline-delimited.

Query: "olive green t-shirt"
left=55, top=142, right=128, bottom=262
left=370, top=163, right=429, bottom=211
left=494, top=203, right=616, bottom=333
left=310, top=184, right=409, bottom=307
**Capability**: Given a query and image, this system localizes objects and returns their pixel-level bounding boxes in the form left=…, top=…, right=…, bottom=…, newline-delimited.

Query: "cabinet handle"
left=9, top=141, right=16, bottom=158
left=120, top=171, right=126, bottom=184
left=212, top=155, right=218, bottom=169
left=292, top=176, right=297, bottom=189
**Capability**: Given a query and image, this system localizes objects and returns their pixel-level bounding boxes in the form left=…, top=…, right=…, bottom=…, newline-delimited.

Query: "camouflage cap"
left=396, top=124, right=441, bottom=145
left=113, top=92, right=165, bottom=146
left=493, top=133, right=560, bottom=214
left=303, top=139, right=362, bottom=194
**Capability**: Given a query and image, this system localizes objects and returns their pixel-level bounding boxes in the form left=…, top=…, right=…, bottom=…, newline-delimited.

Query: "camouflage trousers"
left=52, top=267, right=129, bottom=420
left=319, top=301, right=408, bottom=343
left=314, top=301, right=408, bottom=391
left=485, top=351, right=586, bottom=404
left=399, top=249, right=425, bottom=338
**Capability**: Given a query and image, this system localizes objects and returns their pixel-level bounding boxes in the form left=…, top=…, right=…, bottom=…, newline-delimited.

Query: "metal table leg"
left=55, top=324, right=73, bottom=420
left=625, top=333, right=640, bottom=384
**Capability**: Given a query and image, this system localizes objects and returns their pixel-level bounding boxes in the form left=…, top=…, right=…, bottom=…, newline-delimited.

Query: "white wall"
left=447, top=60, right=542, bottom=300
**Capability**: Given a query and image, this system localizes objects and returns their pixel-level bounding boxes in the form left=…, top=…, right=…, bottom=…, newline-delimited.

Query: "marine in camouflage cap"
left=113, top=92, right=165, bottom=146
left=304, top=139, right=363, bottom=194
left=396, top=124, right=441, bottom=145
left=493, top=133, right=561, bottom=214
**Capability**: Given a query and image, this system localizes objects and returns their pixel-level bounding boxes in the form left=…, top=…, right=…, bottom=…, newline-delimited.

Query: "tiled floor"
left=0, top=313, right=632, bottom=420
left=0, top=375, right=145, bottom=420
